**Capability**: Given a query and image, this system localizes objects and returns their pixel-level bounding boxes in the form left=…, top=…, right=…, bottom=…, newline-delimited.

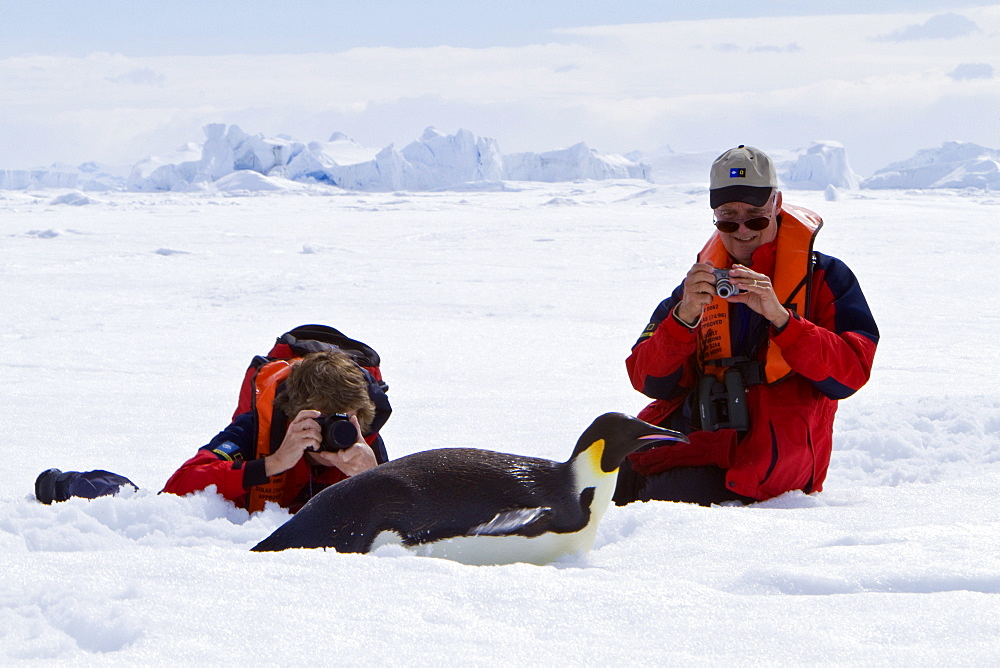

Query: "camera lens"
left=317, top=415, right=358, bottom=452
left=326, top=420, right=357, bottom=450
left=716, top=279, right=735, bottom=299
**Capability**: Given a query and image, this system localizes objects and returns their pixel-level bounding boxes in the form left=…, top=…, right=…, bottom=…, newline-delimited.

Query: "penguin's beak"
left=638, top=428, right=690, bottom=444
left=579, top=413, right=692, bottom=473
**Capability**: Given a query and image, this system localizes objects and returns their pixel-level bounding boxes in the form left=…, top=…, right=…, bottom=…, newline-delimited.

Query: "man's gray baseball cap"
left=709, top=145, right=778, bottom=209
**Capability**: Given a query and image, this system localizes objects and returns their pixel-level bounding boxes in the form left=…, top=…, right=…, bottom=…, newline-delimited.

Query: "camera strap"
left=704, top=356, right=766, bottom=386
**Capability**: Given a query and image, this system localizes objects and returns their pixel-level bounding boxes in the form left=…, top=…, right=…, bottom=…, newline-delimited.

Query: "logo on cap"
left=730, top=168, right=746, bottom=178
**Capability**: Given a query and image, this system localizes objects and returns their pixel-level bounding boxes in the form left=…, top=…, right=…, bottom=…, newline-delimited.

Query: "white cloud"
left=875, top=12, right=980, bottom=41
left=949, top=62, right=994, bottom=80
left=1, top=7, right=998, bottom=175
left=748, top=43, right=802, bottom=53
left=107, top=68, right=166, bottom=86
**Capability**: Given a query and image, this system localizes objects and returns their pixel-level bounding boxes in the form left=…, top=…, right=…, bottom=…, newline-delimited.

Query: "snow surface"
left=2, top=182, right=999, bottom=662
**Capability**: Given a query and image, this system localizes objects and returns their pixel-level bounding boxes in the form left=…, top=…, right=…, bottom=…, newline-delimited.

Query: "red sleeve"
left=769, top=259, right=878, bottom=399
left=626, top=307, right=699, bottom=398
left=771, top=310, right=875, bottom=395
left=161, top=450, right=259, bottom=502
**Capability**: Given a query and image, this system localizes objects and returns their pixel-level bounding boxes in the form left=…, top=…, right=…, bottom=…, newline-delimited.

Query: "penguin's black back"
left=251, top=448, right=591, bottom=553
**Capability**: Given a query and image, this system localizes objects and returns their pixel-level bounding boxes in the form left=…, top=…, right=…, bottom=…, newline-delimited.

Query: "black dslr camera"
left=314, top=413, right=359, bottom=452
left=713, top=269, right=744, bottom=299
left=696, top=370, right=750, bottom=432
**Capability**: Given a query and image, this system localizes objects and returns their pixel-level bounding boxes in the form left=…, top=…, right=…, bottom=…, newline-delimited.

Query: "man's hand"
left=726, top=265, right=790, bottom=329
left=675, top=262, right=719, bottom=325
left=265, top=409, right=323, bottom=477
left=305, top=415, right=378, bottom=477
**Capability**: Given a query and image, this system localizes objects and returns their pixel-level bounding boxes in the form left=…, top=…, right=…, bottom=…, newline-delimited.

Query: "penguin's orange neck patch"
left=584, top=439, right=606, bottom=475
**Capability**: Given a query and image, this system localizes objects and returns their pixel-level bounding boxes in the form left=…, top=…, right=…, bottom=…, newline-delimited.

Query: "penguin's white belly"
left=368, top=463, right=615, bottom=566
left=368, top=521, right=602, bottom=566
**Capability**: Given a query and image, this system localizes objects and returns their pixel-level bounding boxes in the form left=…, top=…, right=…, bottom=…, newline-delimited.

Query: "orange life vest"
left=247, top=360, right=293, bottom=513
left=696, top=204, right=823, bottom=384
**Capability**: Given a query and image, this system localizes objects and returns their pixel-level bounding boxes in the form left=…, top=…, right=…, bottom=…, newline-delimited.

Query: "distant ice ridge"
left=5, top=133, right=997, bottom=192
left=635, top=140, right=998, bottom=191
left=860, top=141, right=1000, bottom=190
left=124, top=124, right=650, bottom=192
left=777, top=141, right=861, bottom=190
left=635, top=141, right=860, bottom=191
left=504, top=142, right=649, bottom=183
left=0, top=161, right=128, bottom=191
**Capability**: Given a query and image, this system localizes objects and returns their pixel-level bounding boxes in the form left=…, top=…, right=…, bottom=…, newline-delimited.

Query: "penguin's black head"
left=570, top=412, right=689, bottom=472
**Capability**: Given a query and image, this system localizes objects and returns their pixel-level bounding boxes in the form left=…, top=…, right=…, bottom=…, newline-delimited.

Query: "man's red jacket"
left=161, top=412, right=386, bottom=513
left=626, top=217, right=878, bottom=500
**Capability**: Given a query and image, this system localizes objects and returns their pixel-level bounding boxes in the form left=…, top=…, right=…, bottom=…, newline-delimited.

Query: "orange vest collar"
left=696, top=204, right=822, bottom=383
left=248, top=360, right=292, bottom=513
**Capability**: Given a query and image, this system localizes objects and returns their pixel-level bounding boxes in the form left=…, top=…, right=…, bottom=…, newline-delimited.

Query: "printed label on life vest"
left=701, top=302, right=726, bottom=360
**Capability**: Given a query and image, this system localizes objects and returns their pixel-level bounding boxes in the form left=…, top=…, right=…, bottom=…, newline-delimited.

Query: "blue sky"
left=1, top=2, right=996, bottom=173
left=4, top=0, right=996, bottom=55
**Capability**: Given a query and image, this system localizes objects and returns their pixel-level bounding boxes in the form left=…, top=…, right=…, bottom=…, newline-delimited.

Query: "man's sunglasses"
left=713, top=216, right=771, bottom=233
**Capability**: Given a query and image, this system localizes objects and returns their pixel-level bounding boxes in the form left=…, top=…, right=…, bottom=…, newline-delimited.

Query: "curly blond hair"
left=274, top=350, right=375, bottom=431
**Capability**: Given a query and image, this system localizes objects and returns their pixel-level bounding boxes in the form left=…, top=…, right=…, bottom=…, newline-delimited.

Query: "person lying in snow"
left=614, top=145, right=879, bottom=507
left=35, top=350, right=389, bottom=513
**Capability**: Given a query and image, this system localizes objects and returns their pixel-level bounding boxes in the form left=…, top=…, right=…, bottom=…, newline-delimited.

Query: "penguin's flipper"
left=467, top=506, right=553, bottom=537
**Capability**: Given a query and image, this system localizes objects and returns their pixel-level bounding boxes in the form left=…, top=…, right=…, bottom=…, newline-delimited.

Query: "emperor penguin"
left=251, top=412, right=687, bottom=565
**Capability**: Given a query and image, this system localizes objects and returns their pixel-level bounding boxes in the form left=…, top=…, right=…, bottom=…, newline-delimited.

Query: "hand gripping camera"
left=314, top=413, right=359, bottom=452
left=713, top=269, right=744, bottom=299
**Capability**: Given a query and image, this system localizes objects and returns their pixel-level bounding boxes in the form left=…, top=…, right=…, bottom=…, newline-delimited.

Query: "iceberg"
left=861, top=141, right=1000, bottom=190
left=632, top=141, right=860, bottom=191
left=778, top=141, right=860, bottom=190
left=122, top=124, right=652, bottom=192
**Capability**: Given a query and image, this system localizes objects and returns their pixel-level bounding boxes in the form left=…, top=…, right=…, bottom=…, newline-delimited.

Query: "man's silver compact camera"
left=713, top=269, right=744, bottom=299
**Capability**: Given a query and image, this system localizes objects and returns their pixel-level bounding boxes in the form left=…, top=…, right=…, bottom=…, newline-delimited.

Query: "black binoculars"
left=696, top=369, right=750, bottom=432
